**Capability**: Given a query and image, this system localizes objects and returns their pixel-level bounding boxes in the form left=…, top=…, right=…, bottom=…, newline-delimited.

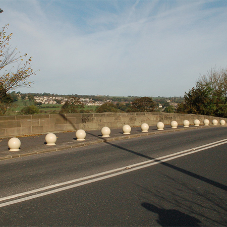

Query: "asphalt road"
left=0, top=127, right=227, bottom=226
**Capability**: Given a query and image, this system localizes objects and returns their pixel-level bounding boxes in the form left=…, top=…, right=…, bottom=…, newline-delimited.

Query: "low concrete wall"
left=0, top=112, right=226, bottom=138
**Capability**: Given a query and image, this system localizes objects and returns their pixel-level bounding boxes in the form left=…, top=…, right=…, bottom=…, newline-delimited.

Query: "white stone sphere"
left=220, top=120, right=226, bottom=126
left=123, top=125, right=131, bottom=134
left=183, top=120, right=190, bottom=127
left=141, top=123, right=149, bottom=132
left=45, top=133, right=57, bottom=145
left=157, top=122, right=164, bottom=130
left=76, top=129, right=86, bottom=141
left=204, top=119, right=209, bottom=126
left=171, top=121, right=178, bottom=129
left=212, top=119, right=218, bottom=125
left=8, top=137, right=21, bottom=152
left=101, top=127, right=111, bottom=137
left=194, top=119, right=200, bottom=127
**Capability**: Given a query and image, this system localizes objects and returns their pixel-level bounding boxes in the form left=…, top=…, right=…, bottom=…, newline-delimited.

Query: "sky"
left=0, top=0, right=227, bottom=97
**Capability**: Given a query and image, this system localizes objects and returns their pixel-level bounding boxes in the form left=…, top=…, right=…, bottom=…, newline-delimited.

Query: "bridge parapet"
left=0, top=112, right=226, bottom=138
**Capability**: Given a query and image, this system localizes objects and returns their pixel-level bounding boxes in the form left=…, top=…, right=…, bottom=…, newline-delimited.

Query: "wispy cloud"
left=1, top=0, right=227, bottom=96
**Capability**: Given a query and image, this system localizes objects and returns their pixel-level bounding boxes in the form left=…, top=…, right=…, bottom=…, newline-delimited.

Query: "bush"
left=96, top=102, right=120, bottom=113
left=20, top=105, right=39, bottom=115
left=59, top=97, right=84, bottom=114
left=164, top=105, right=175, bottom=113
left=130, top=97, right=155, bottom=112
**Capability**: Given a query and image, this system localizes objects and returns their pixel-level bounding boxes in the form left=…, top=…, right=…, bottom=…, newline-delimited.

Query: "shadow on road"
left=142, top=202, right=201, bottom=226
left=59, top=114, right=227, bottom=192
left=104, top=141, right=227, bottom=192
left=59, top=114, right=227, bottom=225
left=138, top=173, right=227, bottom=226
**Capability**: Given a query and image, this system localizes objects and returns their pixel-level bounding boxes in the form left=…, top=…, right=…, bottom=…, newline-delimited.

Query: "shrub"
left=20, top=105, right=39, bottom=115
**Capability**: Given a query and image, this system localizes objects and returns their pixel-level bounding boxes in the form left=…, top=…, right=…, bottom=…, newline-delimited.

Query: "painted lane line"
left=0, top=138, right=227, bottom=208
left=1, top=138, right=227, bottom=202
left=1, top=138, right=226, bottom=203
left=1, top=138, right=227, bottom=204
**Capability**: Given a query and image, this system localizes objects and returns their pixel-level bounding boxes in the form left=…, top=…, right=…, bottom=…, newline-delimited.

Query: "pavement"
left=0, top=125, right=209, bottom=161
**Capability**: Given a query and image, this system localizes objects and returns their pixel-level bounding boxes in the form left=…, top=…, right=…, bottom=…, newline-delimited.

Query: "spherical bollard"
left=141, top=123, right=149, bottom=132
left=220, top=120, right=226, bottom=126
left=212, top=119, right=218, bottom=125
left=183, top=120, right=190, bottom=127
left=194, top=119, right=200, bottom=127
left=204, top=119, right=209, bottom=126
left=157, top=122, right=164, bottom=130
left=76, top=129, right=86, bottom=141
left=171, top=121, right=178, bottom=129
left=8, top=137, right=21, bottom=152
left=45, top=133, right=57, bottom=145
left=123, top=125, right=131, bottom=134
left=101, top=127, right=111, bottom=137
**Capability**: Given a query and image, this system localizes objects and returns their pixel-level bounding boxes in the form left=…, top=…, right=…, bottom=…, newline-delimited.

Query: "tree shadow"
left=58, top=114, right=227, bottom=225
left=59, top=113, right=227, bottom=192
left=141, top=202, right=201, bottom=226
left=138, top=173, right=227, bottom=226
left=59, top=113, right=78, bottom=131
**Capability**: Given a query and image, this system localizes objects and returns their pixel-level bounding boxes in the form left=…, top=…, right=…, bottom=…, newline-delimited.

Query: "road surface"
left=0, top=127, right=227, bottom=226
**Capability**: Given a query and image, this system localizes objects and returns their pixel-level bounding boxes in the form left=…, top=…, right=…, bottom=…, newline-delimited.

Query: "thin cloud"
left=1, top=0, right=227, bottom=96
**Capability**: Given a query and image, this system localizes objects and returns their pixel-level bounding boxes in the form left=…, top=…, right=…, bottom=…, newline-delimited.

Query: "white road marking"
left=0, top=138, right=227, bottom=208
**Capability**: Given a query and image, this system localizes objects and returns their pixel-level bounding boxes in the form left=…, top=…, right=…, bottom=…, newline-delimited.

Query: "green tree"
left=176, top=68, right=227, bottom=117
left=27, top=94, right=35, bottom=102
left=0, top=83, right=13, bottom=114
left=96, top=102, right=120, bottom=113
left=164, top=105, right=175, bottom=113
left=115, top=102, right=131, bottom=112
left=130, top=97, right=155, bottom=112
left=20, top=105, right=39, bottom=115
left=59, top=97, right=84, bottom=113
left=9, top=91, right=18, bottom=102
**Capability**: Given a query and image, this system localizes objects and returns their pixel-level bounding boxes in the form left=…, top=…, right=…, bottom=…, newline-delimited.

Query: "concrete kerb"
left=0, top=125, right=222, bottom=161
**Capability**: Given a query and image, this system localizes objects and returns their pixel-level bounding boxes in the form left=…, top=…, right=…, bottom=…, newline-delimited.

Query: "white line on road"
left=0, top=138, right=227, bottom=208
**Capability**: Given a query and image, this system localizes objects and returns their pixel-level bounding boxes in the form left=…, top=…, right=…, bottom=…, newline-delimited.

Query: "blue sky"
left=1, top=0, right=227, bottom=96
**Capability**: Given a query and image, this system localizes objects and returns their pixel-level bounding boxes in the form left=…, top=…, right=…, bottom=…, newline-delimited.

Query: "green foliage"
left=59, top=97, right=84, bottom=113
left=27, top=94, right=34, bottom=102
left=164, top=105, right=175, bottom=113
left=115, top=102, right=131, bottom=112
left=130, top=97, right=155, bottom=112
left=0, top=84, right=13, bottom=104
left=177, top=68, right=227, bottom=117
left=20, top=105, right=39, bottom=115
left=96, top=102, right=121, bottom=113
left=0, top=83, right=13, bottom=115
left=20, top=94, right=27, bottom=100
left=9, top=91, right=18, bottom=102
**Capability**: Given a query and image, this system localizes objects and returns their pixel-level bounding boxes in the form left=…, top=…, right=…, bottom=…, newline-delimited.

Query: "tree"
left=115, top=102, right=131, bottom=112
left=0, top=83, right=13, bottom=114
left=20, top=105, right=39, bottom=115
left=59, top=97, right=84, bottom=113
left=176, top=68, right=227, bottom=117
left=0, top=24, right=35, bottom=98
left=130, top=97, right=155, bottom=112
left=96, top=102, right=120, bottom=113
left=164, top=105, right=175, bottom=113
left=9, top=91, right=18, bottom=102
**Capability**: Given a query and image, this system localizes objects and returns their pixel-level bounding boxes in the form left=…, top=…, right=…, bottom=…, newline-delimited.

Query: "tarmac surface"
left=0, top=125, right=207, bottom=161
